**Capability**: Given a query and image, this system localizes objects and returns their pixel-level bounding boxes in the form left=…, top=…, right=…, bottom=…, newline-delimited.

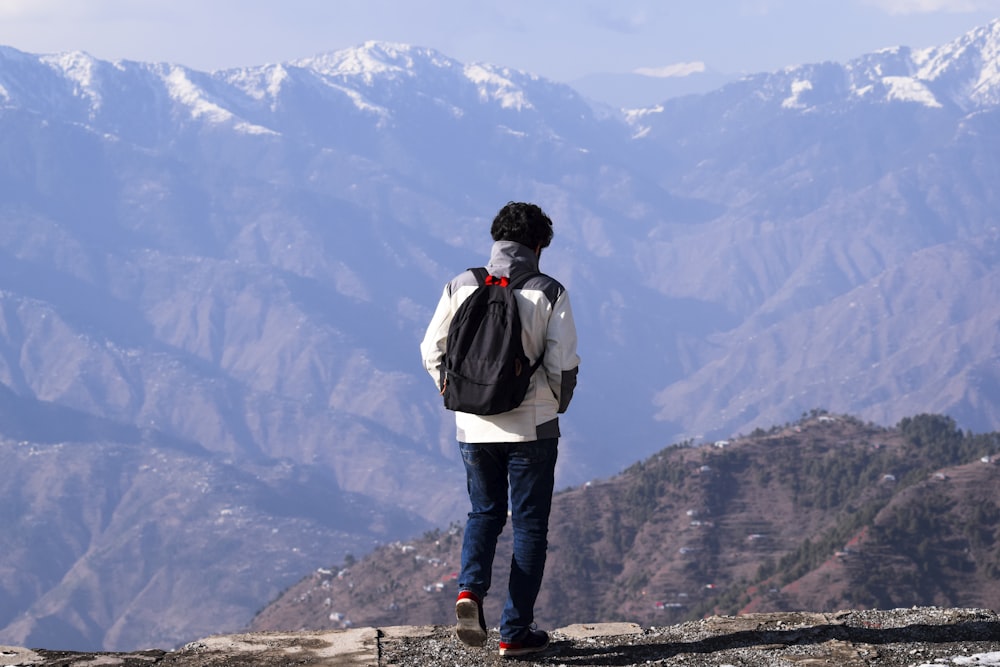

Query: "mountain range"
left=0, top=18, right=999, bottom=651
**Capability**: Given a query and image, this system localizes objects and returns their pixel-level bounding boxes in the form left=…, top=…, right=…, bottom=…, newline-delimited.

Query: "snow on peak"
left=163, top=65, right=234, bottom=123
left=884, top=76, right=942, bottom=107
left=40, top=50, right=103, bottom=110
left=782, top=79, right=814, bottom=110
left=847, top=18, right=1000, bottom=108
left=633, top=62, right=707, bottom=79
left=288, top=42, right=541, bottom=114
left=223, top=63, right=291, bottom=104
left=283, top=42, right=470, bottom=117
left=759, top=19, right=1000, bottom=112
left=294, top=41, right=458, bottom=84
left=463, top=64, right=534, bottom=111
left=912, top=18, right=1000, bottom=107
left=161, top=65, right=275, bottom=134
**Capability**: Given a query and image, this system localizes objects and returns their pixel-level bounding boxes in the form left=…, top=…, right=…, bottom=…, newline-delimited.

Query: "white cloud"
left=861, top=0, right=1000, bottom=14
left=633, top=62, right=707, bottom=78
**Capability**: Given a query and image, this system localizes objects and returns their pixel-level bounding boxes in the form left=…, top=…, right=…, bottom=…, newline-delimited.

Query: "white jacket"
left=420, top=241, right=580, bottom=443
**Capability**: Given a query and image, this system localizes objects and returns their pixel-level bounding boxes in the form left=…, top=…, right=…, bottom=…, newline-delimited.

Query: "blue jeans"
left=458, top=438, right=558, bottom=642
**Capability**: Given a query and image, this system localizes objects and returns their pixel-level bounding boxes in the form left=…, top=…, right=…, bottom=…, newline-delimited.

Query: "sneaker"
left=455, top=591, right=487, bottom=647
left=498, top=628, right=550, bottom=657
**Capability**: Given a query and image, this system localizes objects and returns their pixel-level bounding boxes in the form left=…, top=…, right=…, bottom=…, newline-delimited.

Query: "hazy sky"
left=1, top=0, right=999, bottom=83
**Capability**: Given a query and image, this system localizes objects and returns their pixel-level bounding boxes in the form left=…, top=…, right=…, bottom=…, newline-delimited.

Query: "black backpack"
left=441, top=268, right=543, bottom=415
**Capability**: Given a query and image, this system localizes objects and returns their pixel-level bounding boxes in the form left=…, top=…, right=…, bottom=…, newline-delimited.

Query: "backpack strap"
left=468, top=267, right=489, bottom=286
left=503, top=269, right=545, bottom=373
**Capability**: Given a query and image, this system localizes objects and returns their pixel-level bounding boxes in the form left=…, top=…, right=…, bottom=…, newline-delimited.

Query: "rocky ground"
left=3, top=607, right=999, bottom=666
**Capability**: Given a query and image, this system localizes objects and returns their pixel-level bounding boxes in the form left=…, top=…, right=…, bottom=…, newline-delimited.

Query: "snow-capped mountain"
left=1, top=20, right=999, bottom=651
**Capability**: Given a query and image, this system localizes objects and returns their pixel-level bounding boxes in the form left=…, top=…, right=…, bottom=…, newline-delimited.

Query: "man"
left=420, top=201, right=580, bottom=658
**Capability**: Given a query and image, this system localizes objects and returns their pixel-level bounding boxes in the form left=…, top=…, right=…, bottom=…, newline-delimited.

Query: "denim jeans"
left=457, top=438, right=558, bottom=642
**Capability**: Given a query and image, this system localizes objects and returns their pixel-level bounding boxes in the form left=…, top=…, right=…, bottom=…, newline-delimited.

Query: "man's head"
left=490, top=202, right=553, bottom=252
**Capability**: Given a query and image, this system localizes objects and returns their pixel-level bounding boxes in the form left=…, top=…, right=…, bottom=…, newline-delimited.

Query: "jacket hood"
left=485, top=241, right=540, bottom=278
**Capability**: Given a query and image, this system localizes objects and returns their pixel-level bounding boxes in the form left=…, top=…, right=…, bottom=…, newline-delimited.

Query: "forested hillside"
left=252, top=412, right=1000, bottom=632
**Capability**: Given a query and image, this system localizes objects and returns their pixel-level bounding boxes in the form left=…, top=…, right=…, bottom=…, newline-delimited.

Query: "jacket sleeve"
left=420, top=285, right=453, bottom=392
left=545, top=288, right=580, bottom=413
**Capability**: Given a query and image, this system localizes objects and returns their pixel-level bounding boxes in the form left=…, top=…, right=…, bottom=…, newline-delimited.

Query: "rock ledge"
left=3, top=607, right=999, bottom=666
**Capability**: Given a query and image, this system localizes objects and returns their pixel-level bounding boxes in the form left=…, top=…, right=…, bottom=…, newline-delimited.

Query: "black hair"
left=490, top=201, right=554, bottom=249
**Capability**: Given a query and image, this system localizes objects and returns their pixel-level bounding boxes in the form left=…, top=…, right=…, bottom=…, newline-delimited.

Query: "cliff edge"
left=3, top=607, right=999, bottom=666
